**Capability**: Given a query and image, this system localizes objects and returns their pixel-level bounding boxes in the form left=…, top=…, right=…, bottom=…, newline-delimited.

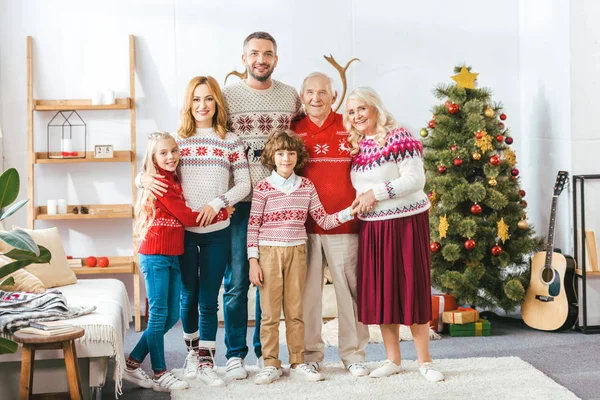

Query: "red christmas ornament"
left=505, top=137, right=514, bottom=145
left=519, top=190, right=526, bottom=197
left=453, top=158, right=463, bottom=167
left=521, top=200, right=528, bottom=208
left=496, top=134, right=504, bottom=142
left=491, top=245, right=503, bottom=256
left=489, top=155, right=501, bottom=166
left=500, top=113, right=507, bottom=120
left=438, top=165, right=447, bottom=174
left=464, top=239, right=477, bottom=250
left=428, top=120, right=436, bottom=128
left=450, top=145, right=457, bottom=152
left=447, top=103, right=459, bottom=114
left=475, top=131, right=484, bottom=139
left=430, top=242, right=441, bottom=253
left=498, top=122, right=505, bottom=129
left=511, top=168, right=520, bottom=177
left=470, top=203, right=482, bottom=215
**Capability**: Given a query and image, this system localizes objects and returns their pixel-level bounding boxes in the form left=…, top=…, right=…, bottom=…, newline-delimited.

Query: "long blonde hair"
left=177, top=76, right=228, bottom=139
left=133, top=132, right=177, bottom=243
left=343, top=87, right=398, bottom=156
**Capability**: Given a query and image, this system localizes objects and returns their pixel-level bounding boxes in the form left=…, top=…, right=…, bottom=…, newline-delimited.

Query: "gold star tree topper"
left=451, top=66, right=479, bottom=89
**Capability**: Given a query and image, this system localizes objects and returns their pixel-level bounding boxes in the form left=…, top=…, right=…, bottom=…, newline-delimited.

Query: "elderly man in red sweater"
left=291, top=72, right=370, bottom=377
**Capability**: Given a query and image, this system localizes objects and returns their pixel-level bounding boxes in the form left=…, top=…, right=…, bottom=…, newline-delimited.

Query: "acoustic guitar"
left=522, top=171, right=578, bottom=331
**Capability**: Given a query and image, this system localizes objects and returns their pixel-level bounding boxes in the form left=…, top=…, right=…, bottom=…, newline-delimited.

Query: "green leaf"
left=0, top=168, right=19, bottom=209
left=0, top=277, right=15, bottom=287
left=0, top=259, right=35, bottom=280
left=3, top=245, right=50, bottom=264
left=0, top=229, right=39, bottom=255
left=0, top=198, right=29, bottom=221
left=0, top=337, right=18, bottom=355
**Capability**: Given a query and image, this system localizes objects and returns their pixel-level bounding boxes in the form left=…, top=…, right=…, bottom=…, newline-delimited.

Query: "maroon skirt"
left=357, top=211, right=432, bottom=325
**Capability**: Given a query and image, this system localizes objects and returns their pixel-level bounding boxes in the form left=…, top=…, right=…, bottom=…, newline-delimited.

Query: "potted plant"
left=0, top=168, right=51, bottom=354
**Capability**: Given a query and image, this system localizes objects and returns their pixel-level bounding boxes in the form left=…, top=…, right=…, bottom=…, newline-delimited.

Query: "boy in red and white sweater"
left=247, top=130, right=355, bottom=385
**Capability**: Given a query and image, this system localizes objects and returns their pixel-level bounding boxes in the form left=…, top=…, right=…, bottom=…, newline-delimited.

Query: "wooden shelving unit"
left=27, top=35, right=142, bottom=331
left=575, top=269, right=600, bottom=277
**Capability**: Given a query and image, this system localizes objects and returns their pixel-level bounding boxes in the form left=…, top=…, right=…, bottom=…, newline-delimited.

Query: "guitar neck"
left=545, top=195, right=559, bottom=267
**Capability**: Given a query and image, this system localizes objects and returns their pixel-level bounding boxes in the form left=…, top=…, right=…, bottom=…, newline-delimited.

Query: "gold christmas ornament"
left=488, top=178, right=497, bottom=187
left=472, top=152, right=482, bottom=160
left=438, top=214, right=449, bottom=239
left=451, top=66, right=479, bottom=89
left=497, top=218, right=510, bottom=243
left=504, top=148, right=517, bottom=168
left=475, top=130, right=493, bottom=153
left=484, top=107, right=495, bottom=118
left=518, top=219, right=529, bottom=230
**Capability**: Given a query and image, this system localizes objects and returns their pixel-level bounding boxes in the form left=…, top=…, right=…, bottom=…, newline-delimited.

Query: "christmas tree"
left=421, top=66, right=543, bottom=313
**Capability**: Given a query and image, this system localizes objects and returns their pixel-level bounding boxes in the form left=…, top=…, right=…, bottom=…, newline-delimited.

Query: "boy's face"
left=274, top=149, right=297, bottom=179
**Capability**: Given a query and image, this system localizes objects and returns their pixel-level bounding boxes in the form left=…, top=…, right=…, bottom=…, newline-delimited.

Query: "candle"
left=62, top=138, right=73, bottom=153
left=103, top=89, right=115, bottom=105
left=57, top=199, right=67, bottom=214
left=91, top=91, right=103, bottom=105
left=47, top=199, right=57, bottom=215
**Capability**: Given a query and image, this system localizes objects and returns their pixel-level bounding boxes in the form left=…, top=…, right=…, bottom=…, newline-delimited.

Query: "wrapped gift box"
left=449, top=319, right=491, bottom=337
left=443, top=307, right=479, bottom=325
left=430, top=294, right=458, bottom=333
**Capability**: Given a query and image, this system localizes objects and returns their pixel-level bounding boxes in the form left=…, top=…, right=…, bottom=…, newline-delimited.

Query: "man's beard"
left=247, top=64, right=273, bottom=82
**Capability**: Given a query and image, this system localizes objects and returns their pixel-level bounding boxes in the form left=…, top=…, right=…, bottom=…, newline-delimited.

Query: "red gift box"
left=430, top=294, right=457, bottom=333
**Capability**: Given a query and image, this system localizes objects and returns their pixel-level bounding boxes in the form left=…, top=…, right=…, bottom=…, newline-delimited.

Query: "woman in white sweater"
left=344, top=87, right=444, bottom=382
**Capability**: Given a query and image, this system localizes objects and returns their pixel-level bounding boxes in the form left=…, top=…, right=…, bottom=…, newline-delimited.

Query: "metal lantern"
left=47, top=110, right=86, bottom=159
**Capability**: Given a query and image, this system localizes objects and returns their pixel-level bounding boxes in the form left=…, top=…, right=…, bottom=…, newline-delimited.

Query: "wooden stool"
left=13, top=327, right=85, bottom=400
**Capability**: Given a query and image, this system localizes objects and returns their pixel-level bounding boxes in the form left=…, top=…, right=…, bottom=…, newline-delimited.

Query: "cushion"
left=0, top=256, right=46, bottom=293
left=9, top=226, right=77, bottom=288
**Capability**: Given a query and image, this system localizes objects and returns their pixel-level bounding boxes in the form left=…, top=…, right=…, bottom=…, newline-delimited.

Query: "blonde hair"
left=261, top=129, right=309, bottom=173
left=178, top=76, right=228, bottom=139
left=133, top=132, right=177, bottom=243
left=343, top=87, right=398, bottom=156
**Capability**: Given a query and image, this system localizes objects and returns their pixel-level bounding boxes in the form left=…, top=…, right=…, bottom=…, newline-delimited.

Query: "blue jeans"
left=180, top=227, right=231, bottom=342
left=130, top=254, right=181, bottom=372
left=223, top=202, right=262, bottom=359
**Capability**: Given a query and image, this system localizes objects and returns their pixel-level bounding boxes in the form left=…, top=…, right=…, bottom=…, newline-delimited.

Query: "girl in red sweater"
left=123, top=132, right=228, bottom=393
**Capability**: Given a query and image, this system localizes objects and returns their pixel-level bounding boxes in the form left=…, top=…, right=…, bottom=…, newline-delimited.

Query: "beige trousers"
left=303, top=233, right=369, bottom=366
left=259, top=245, right=307, bottom=368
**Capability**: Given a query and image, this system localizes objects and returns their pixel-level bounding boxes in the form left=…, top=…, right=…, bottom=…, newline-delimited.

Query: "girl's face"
left=346, top=98, right=378, bottom=135
left=192, top=83, right=216, bottom=128
left=274, top=149, right=297, bottom=179
left=154, top=138, right=179, bottom=172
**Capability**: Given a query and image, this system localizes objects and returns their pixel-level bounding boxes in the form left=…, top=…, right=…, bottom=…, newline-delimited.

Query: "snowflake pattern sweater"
left=223, top=80, right=301, bottom=201
left=175, top=127, right=251, bottom=233
left=247, top=172, right=353, bottom=259
left=350, top=127, right=430, bottom=221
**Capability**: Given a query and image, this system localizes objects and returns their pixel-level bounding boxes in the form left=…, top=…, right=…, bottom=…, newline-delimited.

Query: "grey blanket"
left=0, top=289, right=96, bottom=333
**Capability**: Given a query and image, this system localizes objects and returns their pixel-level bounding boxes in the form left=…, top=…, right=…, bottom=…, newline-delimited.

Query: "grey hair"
left=243, top=31, right=277, bottom=54
left=300, top=72, right=337, bottom=96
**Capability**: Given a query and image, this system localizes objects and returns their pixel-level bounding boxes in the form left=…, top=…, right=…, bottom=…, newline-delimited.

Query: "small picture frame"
left=94, top=144, right=114, bottom=159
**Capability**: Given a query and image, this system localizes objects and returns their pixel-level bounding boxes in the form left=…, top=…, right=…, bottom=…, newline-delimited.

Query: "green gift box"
left=449, top=319, right=491, bottom=337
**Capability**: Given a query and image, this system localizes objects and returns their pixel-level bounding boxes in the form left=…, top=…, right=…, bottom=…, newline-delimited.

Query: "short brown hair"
left=261, top=129, right=309, bottom=173
left=243, top=31, right=277, bottom=54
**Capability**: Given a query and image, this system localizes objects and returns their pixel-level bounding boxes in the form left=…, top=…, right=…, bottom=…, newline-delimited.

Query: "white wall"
left=0, top=0, right=527, bottom=305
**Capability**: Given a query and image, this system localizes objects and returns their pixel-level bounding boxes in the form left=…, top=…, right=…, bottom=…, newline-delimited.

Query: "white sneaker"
left=419, top=362, right=444, bottom=382
left=348, top=362, right=369, bottom=377
left=369, top=360, right=402, bottom=378
left=306, top=361, right=321, bottom=371
left=183, top=350, right=199, bottom=379
left=257, top=356, right=264, bottom=369
left=226, top=357, right=248, bottom=380
left=197, top=364, right=225, bottom=387
left=152, top=371, right=190, bottom=392
left=290, top=363, right=325, bottom=382
left=254, top=366, right=283, bottom=385
left=123, top=367, right=153, bottom=388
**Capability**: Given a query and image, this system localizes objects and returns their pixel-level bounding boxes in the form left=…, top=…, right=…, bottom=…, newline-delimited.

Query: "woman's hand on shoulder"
left=249, top=258, right=263, bottom=287
left=141, top=172, right=168, bottom=197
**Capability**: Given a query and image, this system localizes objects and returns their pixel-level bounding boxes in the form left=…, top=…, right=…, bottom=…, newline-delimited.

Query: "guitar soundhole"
left=541, top=268, right=555, bottom=284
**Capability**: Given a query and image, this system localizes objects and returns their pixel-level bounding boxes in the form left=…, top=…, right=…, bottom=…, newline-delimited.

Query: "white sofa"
left=0, top=278, right=131, bottom=400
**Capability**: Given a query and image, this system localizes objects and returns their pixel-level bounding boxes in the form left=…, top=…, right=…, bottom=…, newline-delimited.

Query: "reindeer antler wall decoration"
left=223, top=55, right=360, bottom=112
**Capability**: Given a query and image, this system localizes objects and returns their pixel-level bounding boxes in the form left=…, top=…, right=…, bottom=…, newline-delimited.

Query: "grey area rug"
left=170, top=357, right=579, bottom=400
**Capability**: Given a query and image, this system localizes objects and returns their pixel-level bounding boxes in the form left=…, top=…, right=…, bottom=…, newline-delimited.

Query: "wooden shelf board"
left=34, top=98, right=131, bottom=111
left=35, top=204, right=132, bottom=220
left=575, top=269, right=600, bottom=276
left=35, top=150, right=131, bottom=164
left=70, top=256, right=135, bottom=275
